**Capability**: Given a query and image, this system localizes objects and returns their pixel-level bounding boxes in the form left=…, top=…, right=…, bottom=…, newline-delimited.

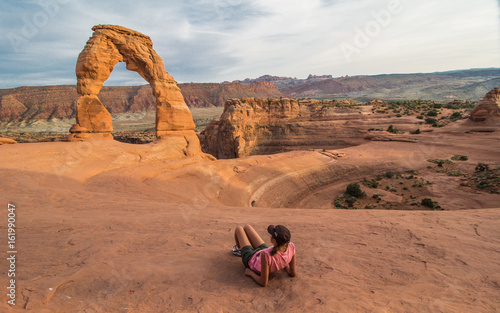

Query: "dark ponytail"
left=271, top=241, right=289, bottom=256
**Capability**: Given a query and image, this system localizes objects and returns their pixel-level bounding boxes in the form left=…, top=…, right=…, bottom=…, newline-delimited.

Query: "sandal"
left=232, top=245, right=242, bottom=257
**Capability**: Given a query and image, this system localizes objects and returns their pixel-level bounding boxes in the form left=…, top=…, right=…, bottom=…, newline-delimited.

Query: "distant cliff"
left=198, top=97, right=366, bottom=159
left=0, top=81, right=282, bottom=122
left=236, top=68, right=500, bottom=101
left=233, top=74, right=333, bottom=88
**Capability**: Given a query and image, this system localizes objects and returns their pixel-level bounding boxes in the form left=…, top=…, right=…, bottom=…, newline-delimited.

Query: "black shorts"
left=241, top=243, right=268, bottom=268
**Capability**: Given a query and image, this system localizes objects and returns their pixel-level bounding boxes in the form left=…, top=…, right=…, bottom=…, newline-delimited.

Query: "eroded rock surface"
left=199, top=97, right=367, bottom=158
left=0, top=137, right=17, bottom=145
left=469, top=88, right=500, bottom=122
left=69, top=25, right=199, bottom=154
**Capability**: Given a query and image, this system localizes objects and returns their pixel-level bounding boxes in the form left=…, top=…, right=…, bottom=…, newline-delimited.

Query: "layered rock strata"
left=199, top=98, right=367, bottom=158
left=469, top=88, right=500, bottom=122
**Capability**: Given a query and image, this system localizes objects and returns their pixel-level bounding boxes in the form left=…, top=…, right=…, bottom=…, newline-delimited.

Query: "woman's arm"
left=286, top=254, right=297, bottom=277
left=245, top=253, right=269, bottom=287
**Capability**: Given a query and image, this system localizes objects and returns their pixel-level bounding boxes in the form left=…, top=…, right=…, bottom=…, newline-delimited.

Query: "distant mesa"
left=469, top=88, right=500, bottom=122
left=232, top=74, right=333, bottom=88
left=68, top=24, right=200, bottom=154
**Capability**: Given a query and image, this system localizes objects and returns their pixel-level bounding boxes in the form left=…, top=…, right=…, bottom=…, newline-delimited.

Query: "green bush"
left=478, top=180, right=490, bottom=189
left=427, top=110, right=439, bottom=116
left=410, top=129, right=421, bottom=134
left=451, top=155, right=468, bottom=161
left=416, top=115, right=424, bottom=119
left=475, top=163, right=489, bottom=172
left=396, top=113, right=402, bottom=117
left=346, top=183, right=366, bottom=198
left=425, top=117, right=437, bottom=125
left=344, top=195, right=357, bottom=206
left=421, top=198, right=437, bottom=209
left=364, top=179, right=379, bottom=188
left=387, top=125, right=397, bottom=133
left=450, top=112, right=462, bottom=120
left=385, top=171, right=394, bottom=179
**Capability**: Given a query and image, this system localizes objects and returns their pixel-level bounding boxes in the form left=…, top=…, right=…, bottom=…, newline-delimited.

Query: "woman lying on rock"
left=233, top=224, right=296, bottom=286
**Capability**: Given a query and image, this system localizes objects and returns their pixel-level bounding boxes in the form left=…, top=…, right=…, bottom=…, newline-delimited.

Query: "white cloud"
left=0, top=0, right=498, bottom=88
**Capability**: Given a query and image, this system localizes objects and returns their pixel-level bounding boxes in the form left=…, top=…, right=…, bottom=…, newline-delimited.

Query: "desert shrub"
left=372, top=194, right=381, bottom=200
left=436, top=168, right=464, bottom=176
left=477, top=180, right=490, bottom=189
left=334, top=195, right=359, bottom=209
left=363, top=179, right=379, bottom=188
left=344, top=195, right=357, bottom=206
left=475, top=163, right=489, bottom=172
left=450, top=112, right=463, bottom=120
left=427, top=159, right=454, bottom=167
left=410, top=129, right=421, bottom=134
left=425, top=117, right=437, bottom=125
left=451, top=155, right=468, bottom=161
left=421, top=198, right=437, bottom=209
left=387, top=125, right=397, bottom=133
left=346, top=183, right=366, bottom=198
left=433, top=103, right=443, bottom=109
left=427, top=110, right=439, bottom=116
left=385, top=171, right=394, bottom=179
left=396, top=113, right=402, bottom=117
left=416, top=115, right=424, bottom=119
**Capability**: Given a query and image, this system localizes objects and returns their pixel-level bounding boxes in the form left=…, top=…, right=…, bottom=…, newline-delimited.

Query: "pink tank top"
left=248, top=242, right=295, bottom=274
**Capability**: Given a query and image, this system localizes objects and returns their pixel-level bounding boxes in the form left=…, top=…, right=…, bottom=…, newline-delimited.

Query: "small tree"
left=421, top=198, right=436, bottom=209
left=387, top=125, right=397, bottom=134
left=346, top=183, right=366, bottom=198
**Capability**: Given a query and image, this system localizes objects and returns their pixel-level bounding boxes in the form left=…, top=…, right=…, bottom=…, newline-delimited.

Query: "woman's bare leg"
left=244, top=225, right=265, bottom=248
left=235, top=226, right=251, bottom=249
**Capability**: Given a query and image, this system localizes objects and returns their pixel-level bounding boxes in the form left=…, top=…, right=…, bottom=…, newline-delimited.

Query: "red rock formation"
left=469, top=88, right=500, bottom=122
left=68, top=24, right=199, bottom=154
left=0, top=137, right=17, bottom=145
left=198, top=98, right=367, bottom=158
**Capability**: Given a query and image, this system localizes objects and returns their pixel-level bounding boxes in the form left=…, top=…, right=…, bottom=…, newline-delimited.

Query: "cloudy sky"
left=0, top=0, right=499, bottom=88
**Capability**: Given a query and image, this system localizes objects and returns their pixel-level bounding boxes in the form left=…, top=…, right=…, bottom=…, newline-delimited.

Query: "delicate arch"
left=68, top=25, right=198, bottom=154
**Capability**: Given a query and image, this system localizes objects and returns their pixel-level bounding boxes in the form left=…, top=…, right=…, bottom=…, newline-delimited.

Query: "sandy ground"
left=0, top=126, right=499, bottom=312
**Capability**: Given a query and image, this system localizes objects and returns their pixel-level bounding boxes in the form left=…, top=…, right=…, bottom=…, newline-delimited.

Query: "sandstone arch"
left=68, top=25, right=200, bottom=154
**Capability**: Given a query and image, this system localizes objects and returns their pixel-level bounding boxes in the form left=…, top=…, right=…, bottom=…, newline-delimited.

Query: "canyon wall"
left=0, top=82, right=281, bottom=122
